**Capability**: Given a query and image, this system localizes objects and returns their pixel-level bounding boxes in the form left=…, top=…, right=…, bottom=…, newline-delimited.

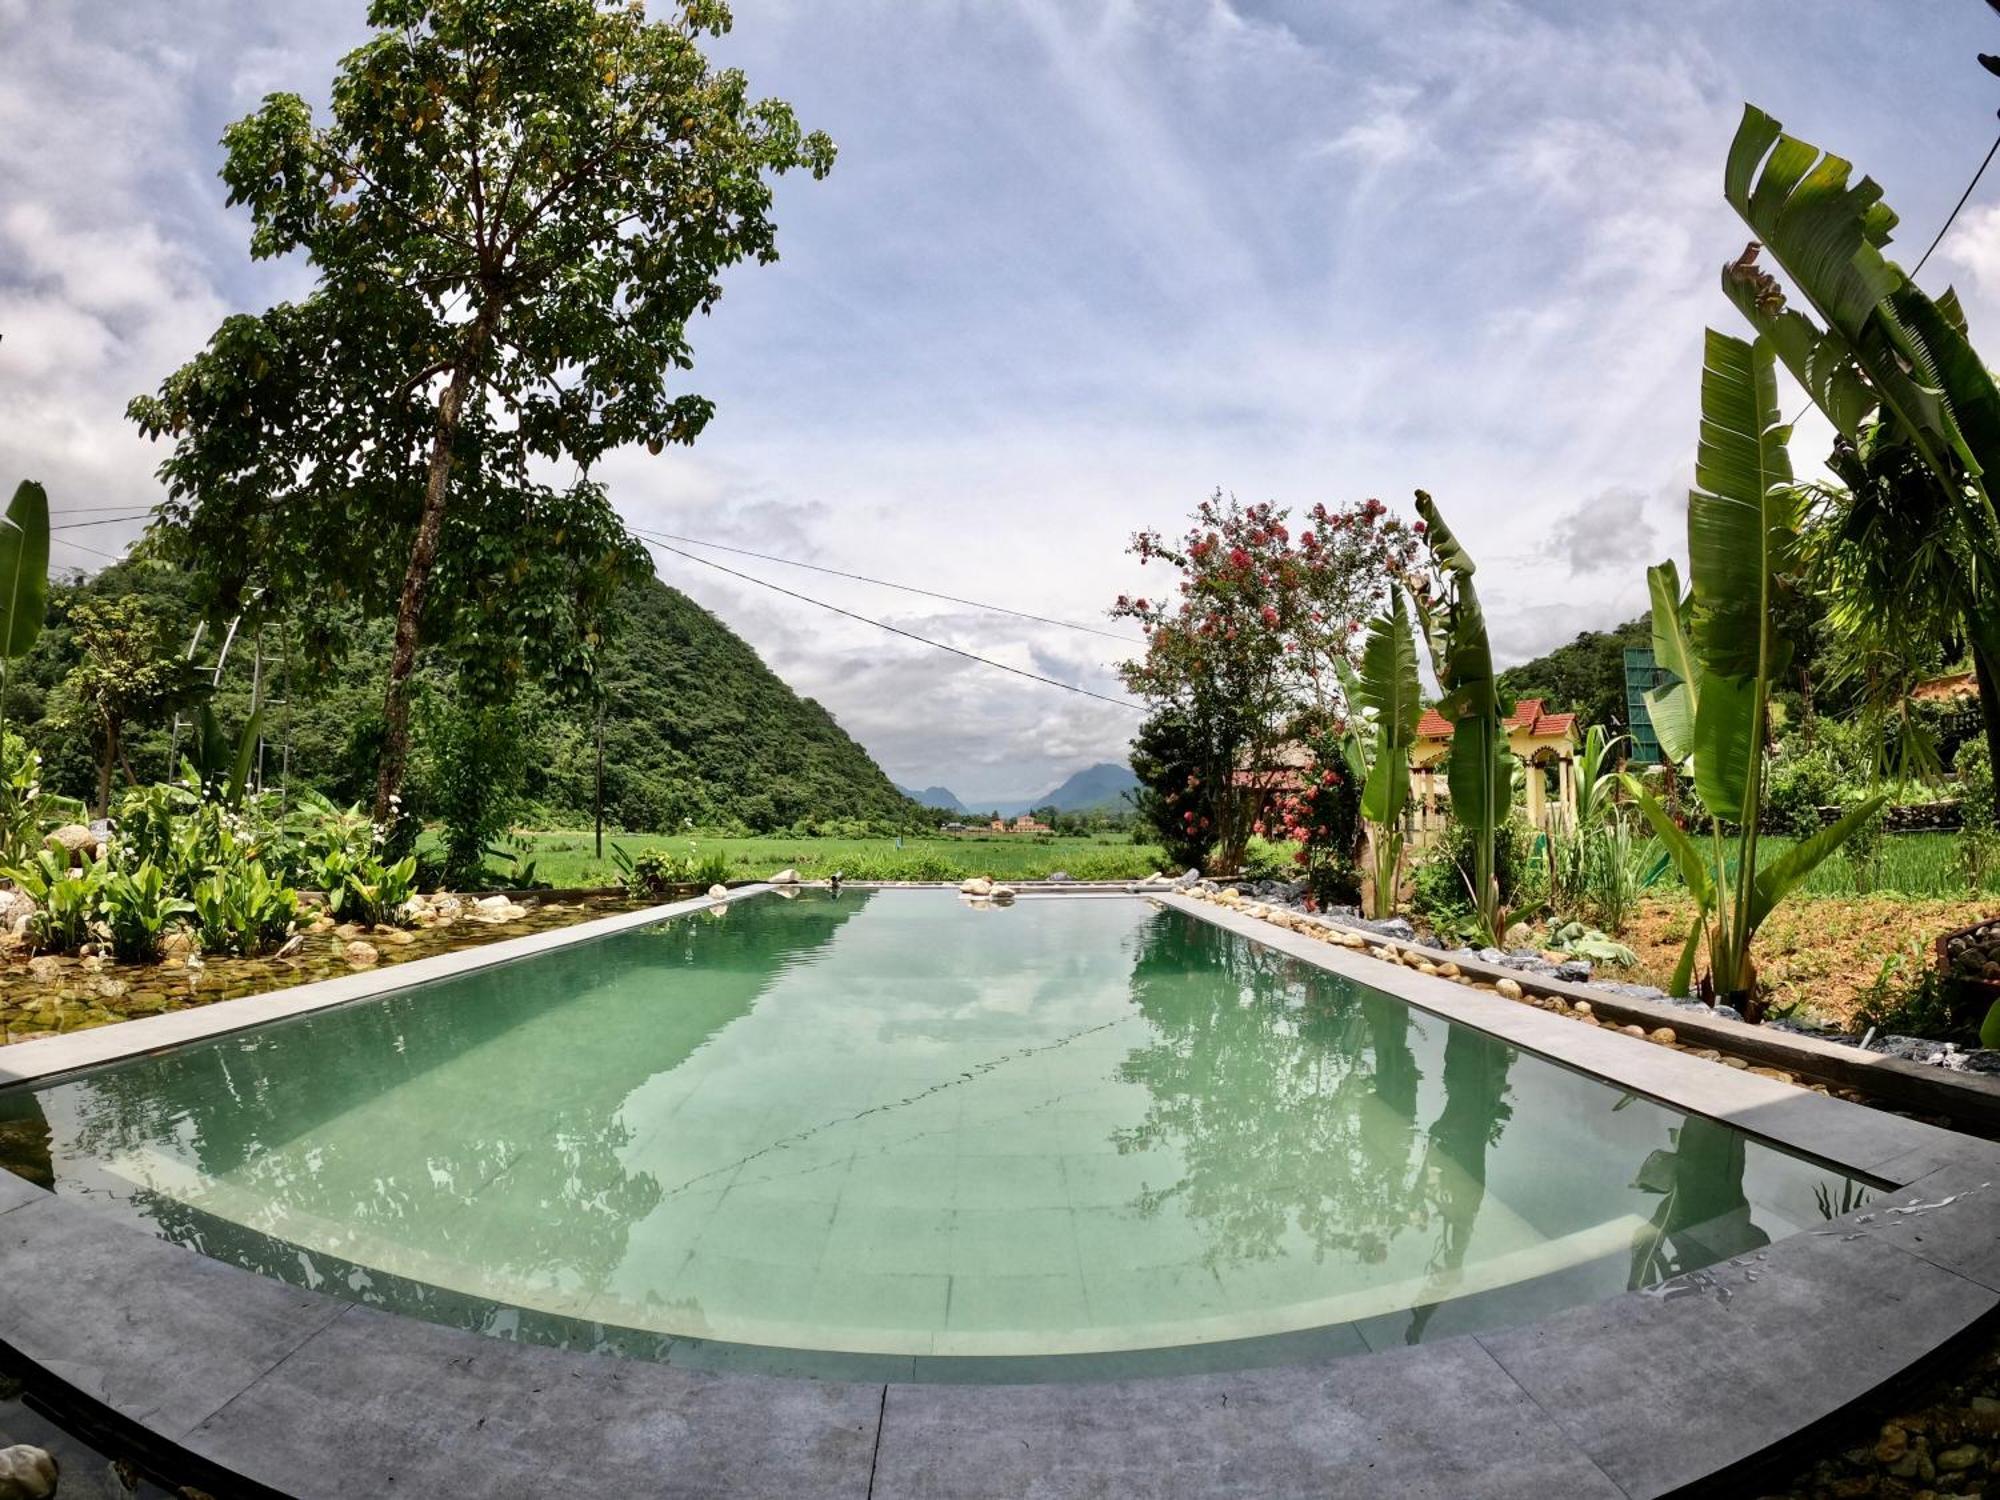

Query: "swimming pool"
left=0, top=889, right=1868, bottom=1381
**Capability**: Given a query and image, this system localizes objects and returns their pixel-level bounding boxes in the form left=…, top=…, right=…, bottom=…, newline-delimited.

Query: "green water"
left=1, top=891, right=1866, bottom=1380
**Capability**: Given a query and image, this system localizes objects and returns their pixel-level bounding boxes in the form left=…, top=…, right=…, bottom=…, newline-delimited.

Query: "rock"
left=1648, top=1027, right=1676, bottom=1046
left=333, top=922, right=365, bottom=940
left=706, top=884, right=729, bottom=901
left=1621, top=1024, right=1647, bottom=1038
left=47, top=824, right=99, bottom=864
left=0, top=889, right=33, bottom=936
left=960, top=877, right=993, bottom=897
left=24, top=956, right=61, bottom=984
left=343, top=940, right=380, bottom=967
left=374, top=927, right=417, bottom=946
left=160, top=929, right=195, bottom=957
left=1143, top=871, right=1166, bottom=886
left=1368, top=917, right=1416, bottom=941
left=430, top=894, right=465, bottom=918
left=768, top=868, right=800, bottom=885
left=1722, top=1056, right=1750, bottom=1070
left=989, top=885, right=1017, bottom=903
left=0, top=1444, right=55, bottom=1499
left=1936, top=1443, right=1980, bottom=1472
left=273, top=934, right=306, bottom=959
left=306, top=915, right=336, bottom=934
left=1501, top=922, right=1533, bottom=948
left=1045, top=871, right=1074, bottom=883
left=1552, top=960, right=1592, bottom=983
left=1495, top=978, right=1524, bottom=1001
left=1436, top=962, right=1461, bottom=979
left=1573, top=1000, right=1592, bottom=1017
left=1873, top=1425, right=1909, bottom=1465
left=1176, top=869, right=1202, bottom=887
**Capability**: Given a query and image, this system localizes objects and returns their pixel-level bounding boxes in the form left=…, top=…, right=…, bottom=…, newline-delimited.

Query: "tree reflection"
left=1113, top=911, right=1515, bottom=1278
left=1627, top=1114, right=1770, bottom=1289
left=24, top=893, right=866, bottom=1300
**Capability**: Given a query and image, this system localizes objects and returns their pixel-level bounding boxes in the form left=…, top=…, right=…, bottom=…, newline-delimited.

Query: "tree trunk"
left=95, top=718, right=117, bottom=820
left=1971, top=630, right=2000, bottom=830
left=371, top=302, right=503, bottom=825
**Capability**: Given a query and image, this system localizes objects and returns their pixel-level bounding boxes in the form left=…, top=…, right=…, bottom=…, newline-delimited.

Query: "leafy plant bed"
left=0, top=894, right=639, bottom=1046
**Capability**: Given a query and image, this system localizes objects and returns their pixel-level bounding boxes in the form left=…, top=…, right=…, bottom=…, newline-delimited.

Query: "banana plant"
left=1626, top=330, right=1887, bottom=1017
left=1409, top=491, right=1514, bottom=944
left=1570, top=725, right=1627, bottom=834
left=0, top=481, right=49, bottom=759
left=1351, top=583, right=1424, bottom=917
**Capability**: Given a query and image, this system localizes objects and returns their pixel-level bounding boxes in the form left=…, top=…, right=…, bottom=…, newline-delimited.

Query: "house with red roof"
left=1410, top=697, right=1583, bottom=831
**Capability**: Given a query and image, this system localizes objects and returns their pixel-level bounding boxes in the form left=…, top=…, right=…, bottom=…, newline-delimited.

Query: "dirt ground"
left=1621, top=894, right=2000, bottom=1030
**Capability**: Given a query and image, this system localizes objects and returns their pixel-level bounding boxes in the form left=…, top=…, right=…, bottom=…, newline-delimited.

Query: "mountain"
left=983, top=762, right=1139, bottom=817
left=896, top=784, right=966, bottom=812
left=14, top=561, right=918, bottom=834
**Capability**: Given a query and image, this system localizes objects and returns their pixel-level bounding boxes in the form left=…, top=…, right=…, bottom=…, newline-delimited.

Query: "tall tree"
left=130, top=0, right=835, bottom=820
left=51, top=597, right=194, bottom=816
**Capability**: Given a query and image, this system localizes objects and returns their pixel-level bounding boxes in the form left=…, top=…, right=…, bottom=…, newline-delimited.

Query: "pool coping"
left=0, top=886, right=1990, bottom=1498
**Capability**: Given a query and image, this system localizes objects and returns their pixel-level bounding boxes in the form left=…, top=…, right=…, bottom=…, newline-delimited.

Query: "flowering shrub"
left=1252, top=732, right=1362, bottom=908
left=1114, top=492, right=1416, bottom=873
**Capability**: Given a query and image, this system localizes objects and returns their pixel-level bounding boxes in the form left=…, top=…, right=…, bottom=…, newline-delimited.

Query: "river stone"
left=1495, top=978, right=1524, bottom=1001
left=47, top=824, right=99, bottom=864
left=343, top=940, right=380, bottom=967
left=0, top=889, right=33, bottom=935
left=24, top=956, right=62, bottom=985
left=705, top=884, right=729, bottom=901
left=960, top=877, right=993, bottom=896
left=768, top=867, right=800, bottom=885
left=0, top=1444, right=56, bottom=1499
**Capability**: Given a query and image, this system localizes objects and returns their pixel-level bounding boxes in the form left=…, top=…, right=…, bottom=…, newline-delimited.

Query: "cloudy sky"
left=5, top=1, right=2000, bottom=802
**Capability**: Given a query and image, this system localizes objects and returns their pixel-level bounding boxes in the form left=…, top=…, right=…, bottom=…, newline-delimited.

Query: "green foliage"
left=1260, top=733, right=1362, bottom=909
left=616, top=841, right=731, bottom=899
left=99, top=861, right=195, bottom=963
left=1763, top=740, right=1842, bottom=837
left=414, top=686, right=526, bottom=886
left=48, top=595, right=194, bottom=814
left=316, top=849, right=418, bottom=928
left=6, top=844, right=106, bottom=954
left=1722, top=103, right=2000, bottom=833
left=1409, top=491, right=1513, bottom=943
left=1410, top=815, right=1531, bottom=939
left=188, top=861, right=299, bottom=957
left=1351, top=586, right=1422, bottom=915
left=1544, top=919, right=1636, bottom=968
left=1128, top=707, right=1222, bottom=873
left=1635, top=327, right=1888, bottom=1015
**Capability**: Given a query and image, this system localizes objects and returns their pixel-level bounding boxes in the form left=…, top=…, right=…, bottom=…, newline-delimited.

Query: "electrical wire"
left=641, top=535, right=1145, bottom=712
left=51, top=514, right=152, bottom=531
left=629, top=526, right=1142, bottom=644
left=1913, top=129, right=2000, bottom=276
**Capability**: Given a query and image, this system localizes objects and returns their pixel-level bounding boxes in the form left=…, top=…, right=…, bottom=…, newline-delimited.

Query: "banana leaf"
left=1644, top=562, right=1698, bottom=767
left=0, top=481, right=49, bottom=662
left=1357, top=586, right=1421, bottom=827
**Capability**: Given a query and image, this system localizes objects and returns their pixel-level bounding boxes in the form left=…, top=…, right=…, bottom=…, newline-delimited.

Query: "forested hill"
left=5, top=560, right=916, bottom=834
left=593, top=576, right=915, bottom=830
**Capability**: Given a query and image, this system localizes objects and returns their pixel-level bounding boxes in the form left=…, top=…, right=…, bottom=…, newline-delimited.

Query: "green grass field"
left=515, top=830, right=1171, bottom=887
left=1644, top=828, right=1989, bottom=900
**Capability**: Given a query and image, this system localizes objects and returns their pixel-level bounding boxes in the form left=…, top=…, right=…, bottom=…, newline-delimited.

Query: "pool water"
left=0, top=891, right=1868, bottom=1380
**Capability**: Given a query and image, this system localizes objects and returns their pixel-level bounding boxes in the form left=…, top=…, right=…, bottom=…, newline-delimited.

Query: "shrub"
left=7, top=844, right=107, bottom=954
left=99, top=860, right=194, bottom=962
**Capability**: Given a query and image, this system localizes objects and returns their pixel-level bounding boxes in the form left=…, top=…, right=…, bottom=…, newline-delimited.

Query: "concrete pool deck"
left=0, top=886, right=1993, bottom=1497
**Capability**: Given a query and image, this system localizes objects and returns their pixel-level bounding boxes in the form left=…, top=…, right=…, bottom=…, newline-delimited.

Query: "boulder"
left=0, top=1444, right=56, bottom=1499
left=1495, top=978, right=1524, bottom=1001
left=24, top=956, right=62, bottom=985
left=988, top=885, right=1017, bottom=904
left=706, top=884, right=729, bottom=901
left=768, top=868, right=801, bottom=885
left=960, top=877, right=994, bottom=897
left=343, top=940, right=380, bottom=967
left=47, top=824, right=99, bottom=864
left=0, top=888, right=34, bottom=936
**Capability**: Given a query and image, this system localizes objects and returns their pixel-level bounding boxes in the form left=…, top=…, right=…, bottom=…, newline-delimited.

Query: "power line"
left=641, top=535, right=1145, bottom=713
left=630, top=526, right=1142, bottom=644
left=49, top=535, right=130, bottom=564
left=51, top=514, right=152, bottom=531
left=1914, top=128, right=2000, bottom=276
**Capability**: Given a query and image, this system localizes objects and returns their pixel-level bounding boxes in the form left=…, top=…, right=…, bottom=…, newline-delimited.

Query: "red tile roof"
left=1415, top=698, right=1579, bottom=742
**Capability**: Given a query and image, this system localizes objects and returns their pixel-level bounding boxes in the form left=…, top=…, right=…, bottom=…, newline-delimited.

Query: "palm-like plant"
left=1719, top=104, right=2000, bottom=821
left=1627, top=331, right=1886, bottom=1017
left=1408, top=492, right=1514, bottom=944
left=1351, top=584, right=1423, bottom=916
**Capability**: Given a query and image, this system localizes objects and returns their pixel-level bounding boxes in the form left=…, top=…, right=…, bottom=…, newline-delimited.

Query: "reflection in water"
left=24, top=893, right=867, bottom=1301
left=1628, top=1115, right=1771, bottom=1288
left=1114, top=913, right=1516, bottom=1279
